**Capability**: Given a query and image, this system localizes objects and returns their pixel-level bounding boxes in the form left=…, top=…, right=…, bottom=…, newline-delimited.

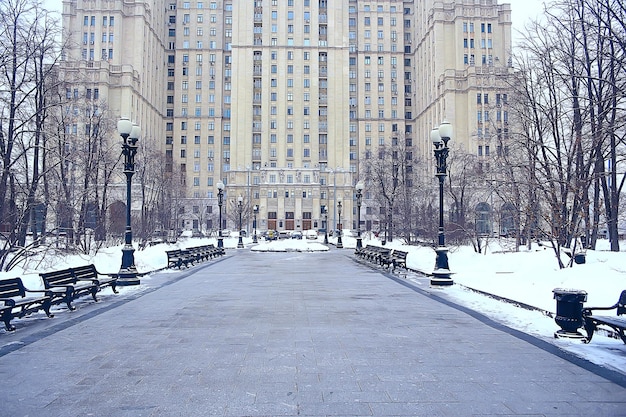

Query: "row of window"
left=477, top=110, right=508, bottom=123
left=64, top=105, right=100, bottom=118
left=82, top=32, right=114, bottom=44
left=181, top=148, right=316, bottom=160
left=477, top=93, right=508, bottom=105
left=81, top=48, right=113, bottom=60
left=176, top=2, right=219, bottom=10
left=476, top=127, right=510, bottom=139
left=171, top=119, right=390, bottom=133
left=463, top=22, right=493, bottom=33
left=83, top=16, right=115, bottom=26
left=463, top=38, right=493, bottom=49
left=464, top=54, right=495, bottom=66
left=65, top=88, right=100, bottom=100
left=170, top=14, right=231, bottom=25
left=477, top=145, right=510, bottom=157
left=169, top=27, right=231, bottom=38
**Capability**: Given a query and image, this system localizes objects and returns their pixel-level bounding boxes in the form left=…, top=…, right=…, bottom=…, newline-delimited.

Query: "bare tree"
left=135, top=142, right=169, bottom=246
left=508, top=0, right=626, bottom=265
left=361, top=129, right=417, bottom=243
left=0, top=0, right=62, bottom=269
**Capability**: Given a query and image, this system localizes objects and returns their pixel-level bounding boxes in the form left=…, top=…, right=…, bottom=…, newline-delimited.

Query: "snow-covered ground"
left=4, top=233, right=625, bottom=375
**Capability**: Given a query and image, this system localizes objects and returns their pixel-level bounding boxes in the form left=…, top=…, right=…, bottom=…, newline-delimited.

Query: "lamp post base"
left=356, top=237, right=362, bottom=249
left=430, top=272, right=453, bottom=286
left=336, top=236, right=343, bottom=248
left=553, top=330, right=586, bottom=340
left=117, top=267, right=140, bottom=286
left=431, top=246, right=453, bottom=286
left=217, top=237, right=224, bottom=248
left=237, top=236, right=244, bottom=249
left=118, top=246, right=140, bottom=286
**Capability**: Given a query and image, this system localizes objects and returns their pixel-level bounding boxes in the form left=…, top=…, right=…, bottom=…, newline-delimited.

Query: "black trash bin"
left=552, top=288, right=587, bottom=339
left=574, top=253, right=586, bottom=264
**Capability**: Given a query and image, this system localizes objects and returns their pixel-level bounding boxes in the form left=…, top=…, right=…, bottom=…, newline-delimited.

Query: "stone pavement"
left=1, top=249, right=625, bottom=417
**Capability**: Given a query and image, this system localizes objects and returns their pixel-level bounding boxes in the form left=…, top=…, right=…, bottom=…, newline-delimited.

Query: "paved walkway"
left=1, top=249, right=625, bottom=416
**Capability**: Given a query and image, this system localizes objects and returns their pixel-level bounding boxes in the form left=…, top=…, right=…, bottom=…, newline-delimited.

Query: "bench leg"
left=1, top=310, right=16, bottom=331
left=63, top=288, right=76, bottom=311
left=91, top=288, right=99, bottom=302
left=111, top=282, right=118, bottom=294
left=583, top=318, right=596, bottom=343
left=42, top=299, right=54, bottom=318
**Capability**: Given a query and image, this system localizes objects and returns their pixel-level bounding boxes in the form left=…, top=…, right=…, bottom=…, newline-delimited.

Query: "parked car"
left=305, top=230, right=318, bottom=240
left=264, top=230, right=277, bottom=241
left=291, top=231, right=303, bottom=239
left=220, top=229, right=231, bottom=237
left=278, top=231, right=290, bottom=239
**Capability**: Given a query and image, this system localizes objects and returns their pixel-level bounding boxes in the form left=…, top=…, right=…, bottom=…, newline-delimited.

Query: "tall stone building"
left=60, top=0, right=513, bottom=235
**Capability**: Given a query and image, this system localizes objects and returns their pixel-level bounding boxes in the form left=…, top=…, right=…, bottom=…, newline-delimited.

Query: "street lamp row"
left=430, top=120, right=453, bottom=286
left=178, top=122, right=451, bottom=288
left=117, top=117, right=141, bottom=286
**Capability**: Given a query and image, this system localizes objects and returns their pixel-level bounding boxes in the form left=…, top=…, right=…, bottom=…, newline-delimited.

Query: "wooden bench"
left=388, top=250, right=408, bottom=271
left=167, top=245, right=224, bottom=269
left=167, top=249, right=189, bottom=269
left=166, top=249, right=196, bottom=269
left=40, top=268, right=100, bottom=311
left=358, top=245, right=390, bottom=265
left=373, top=247, right=392, bottom=266
left=0, top=277, right=55, bottom=331
left=363, top=245, right=382, bottom=262
left=72, top=264, right=118, bottom=294
left=355, top=244, right=374, bottom=258
left=207, top=244, right=225, bottom=258
left=582, top=290, right=626, bottom=344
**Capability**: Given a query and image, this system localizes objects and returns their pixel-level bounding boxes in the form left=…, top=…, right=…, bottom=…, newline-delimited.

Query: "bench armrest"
left=583, top=304, right=618, bottom=315
left=46, top=284, right=74, bottom=292
left=23, top=287, right=51, bottom=295
left=0, top=298, right=16, bottom=307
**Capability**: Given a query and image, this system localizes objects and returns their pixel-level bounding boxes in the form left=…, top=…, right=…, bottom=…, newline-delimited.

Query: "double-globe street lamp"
left=253, top=205, right=258, bottom=243
left=117, top=118, right=141, bottom=286
left=237, top=195, right=244, bottom=249
left=431, top=120, right=453, bottom=286
left=355, top=181, right=365, bottom=250
left=217, top=181, right=224, bottom=249
left=337, top=201, right=343, bottom=248
left=323, top=207, right=329, bottom=244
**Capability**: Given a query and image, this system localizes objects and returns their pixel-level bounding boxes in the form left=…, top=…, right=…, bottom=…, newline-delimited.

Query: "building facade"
left=60, top=0, right=513, bottom=235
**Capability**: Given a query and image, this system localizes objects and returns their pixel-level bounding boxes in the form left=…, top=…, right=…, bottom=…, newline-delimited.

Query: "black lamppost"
left=337, top=201, right=343, bottom=248
left=237, top=195, right=244, bottom=248
left=217, top=181, right=224, bottom=249
left=253, top=204, right=258, bottom=243
left=117, top=118, right=140, bottom=286
left=323, top=207, right=328, bottom=244
left=431, top=120, right=453, bottom=286
left=355, top=181, right=364, bottom=250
